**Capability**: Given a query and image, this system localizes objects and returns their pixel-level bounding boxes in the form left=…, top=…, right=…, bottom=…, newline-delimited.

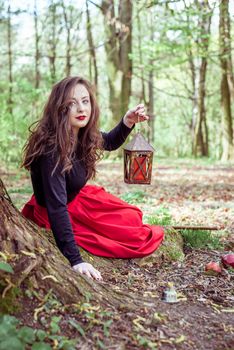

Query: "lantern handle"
left=136, top=114, right=140, bottom=133
left=136, top=111, right=151, bottom=135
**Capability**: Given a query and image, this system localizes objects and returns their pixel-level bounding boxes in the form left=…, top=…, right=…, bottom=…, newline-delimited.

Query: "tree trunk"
left=193, top=57, right=209, bottom=156
left=101, top=0, right=132, bottom=126
left=7, top=2, right=14, bottom=130
left=191, top=0, right=211, bottom=157
left=61, top=1, right=72, bottom=77
left=119, top=0, right=132, bottom=117
left=0, top=176, right=124, bottom=307
left=34, top=0, right=40, bottom=89
left=219, top=0, right=234, bottom=161
left=147, top=10, right=155, bottom=143
left=47, top=0, right=57, bottom=83
left=86, top=0, right=98, bottom=91
left=136, top=5, right=155, bottom=143
left=136, top=6, right=146, bottom=104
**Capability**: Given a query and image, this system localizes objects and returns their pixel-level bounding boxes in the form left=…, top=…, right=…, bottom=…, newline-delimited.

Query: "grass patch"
left=120, top=190, right=147, bottom=204
left=181, top=229, right=223, bottom=250
left=8, top=186, right=32, bottom=195
left=144, top=207, right=172, bottom=226
left=144, top=209, right=223, bottom=251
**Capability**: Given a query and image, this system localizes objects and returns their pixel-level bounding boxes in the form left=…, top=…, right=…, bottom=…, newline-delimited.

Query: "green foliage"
left=31, top=343, right=52, bottom=350
left=0, top=0, right=232, bottom=166
left=68, top=319, right=85, bottom=337
left=0, top=315, right=51, bottom=350
left=0, top=314, right=80, bottom=350
left=135, top=334, right=157, bottom=349
left=96, top=338, right=107, bottom=350
left=0, top=292, right=115, bottom=350
left=0, top=261, right=14, bottom=274
left=103, top=319, right=113, bottom=337
left=17, top=326, right=35, bottom=344
left=181, top=229, right=222, bottom=250
left=49, top=335, right=78, bottom=350
left=49, top=315, right=61, bottom=334
left=35, top=329, right=47, bottom=341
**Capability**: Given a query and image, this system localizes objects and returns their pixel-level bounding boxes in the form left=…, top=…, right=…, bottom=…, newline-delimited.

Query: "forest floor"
left=1, top=158, right=234, bottom=350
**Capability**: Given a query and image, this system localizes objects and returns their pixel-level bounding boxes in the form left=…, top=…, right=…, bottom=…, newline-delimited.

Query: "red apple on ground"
left=221, top=254, right=234, bottom=268
left=205, top=261, right=222, bottom=275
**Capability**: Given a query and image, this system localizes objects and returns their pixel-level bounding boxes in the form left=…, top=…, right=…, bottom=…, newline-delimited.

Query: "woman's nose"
left=76, top=102, right=84, bottom=112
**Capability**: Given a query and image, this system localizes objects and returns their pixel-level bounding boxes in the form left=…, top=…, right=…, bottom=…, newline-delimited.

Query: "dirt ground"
left=1, top=159, right=234, bottom=350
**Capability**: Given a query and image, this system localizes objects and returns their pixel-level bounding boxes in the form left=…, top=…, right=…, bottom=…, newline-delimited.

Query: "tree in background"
left=191, top=0, right=212, bottom=157
left=86, top=0, right=98, bottom=90
left=61, top=0, right=84, bottom=77
left=100, top=0, right=133, bottom=125
left=61, top=1, right=72, bottom=76
left=0, top=0, right=234, bottom=164
left=34, top=0, right=41, bottom=89
left=7, top=1, right=13, bottom=125
left=219, top=0, right=234, bottom=161
left=46, top=0, right=62, bottom=83
left=179, top=0, right=212, bottom=157
left=135, top=4, right=155, bottom=143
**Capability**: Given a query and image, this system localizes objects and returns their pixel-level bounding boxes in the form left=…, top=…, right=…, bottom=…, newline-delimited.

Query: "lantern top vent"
left=124, top=132, right=155, bottom=152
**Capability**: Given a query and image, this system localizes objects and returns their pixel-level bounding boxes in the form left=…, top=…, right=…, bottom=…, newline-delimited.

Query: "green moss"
left=159, top=228, right=184, bottom=261
left=0, top=281, right=22, bottom=314
left=134, top=228, right=184, bottom=267
left=138, top=210, right=184, bottom=265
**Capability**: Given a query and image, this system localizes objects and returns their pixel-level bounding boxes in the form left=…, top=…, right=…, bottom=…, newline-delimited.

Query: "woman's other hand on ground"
left=123, top=104, right=149, bottom=128
left=72, top=262, right=103, bottom=281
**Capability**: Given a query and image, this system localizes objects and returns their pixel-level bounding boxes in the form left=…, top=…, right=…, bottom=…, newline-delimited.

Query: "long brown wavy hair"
left=22, top=76, right=104, bottom=179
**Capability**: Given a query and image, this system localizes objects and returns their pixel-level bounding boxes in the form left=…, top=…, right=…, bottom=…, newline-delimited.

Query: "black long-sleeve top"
left=30, top=119, right=133, bottom=266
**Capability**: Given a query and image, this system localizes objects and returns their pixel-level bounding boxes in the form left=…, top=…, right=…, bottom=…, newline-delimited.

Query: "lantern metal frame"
left=123, top=132, right=154, bottom=185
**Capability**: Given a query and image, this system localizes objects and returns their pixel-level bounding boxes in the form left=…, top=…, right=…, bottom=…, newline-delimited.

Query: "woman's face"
left=68, top=83, right=92, bottom=135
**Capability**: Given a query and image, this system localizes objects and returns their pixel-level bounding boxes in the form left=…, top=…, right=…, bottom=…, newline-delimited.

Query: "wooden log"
left=165, top=225, right=220, bottom=231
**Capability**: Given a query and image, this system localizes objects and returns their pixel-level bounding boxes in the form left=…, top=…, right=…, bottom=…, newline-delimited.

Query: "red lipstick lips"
left=75, top=116, right=86, bottom=120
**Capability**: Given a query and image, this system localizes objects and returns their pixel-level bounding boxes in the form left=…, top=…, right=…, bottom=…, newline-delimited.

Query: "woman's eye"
left=68, top=101, right=76, bottom=108
left=83, top=100, right=89, bottom=104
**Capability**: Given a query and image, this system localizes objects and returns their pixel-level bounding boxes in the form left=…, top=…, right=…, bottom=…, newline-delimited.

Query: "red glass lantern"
left=123, top=132, right=154, bottom=185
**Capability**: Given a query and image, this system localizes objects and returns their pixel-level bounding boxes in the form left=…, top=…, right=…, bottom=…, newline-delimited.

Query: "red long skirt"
left=21, top=185, right=164, bottom=259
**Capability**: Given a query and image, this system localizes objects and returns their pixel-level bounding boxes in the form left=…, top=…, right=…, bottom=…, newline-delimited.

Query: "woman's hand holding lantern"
left=123, top=104, right=149, bottom=129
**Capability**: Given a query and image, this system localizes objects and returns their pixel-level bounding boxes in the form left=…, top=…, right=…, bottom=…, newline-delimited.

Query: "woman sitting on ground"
left=21, top=76, right=164, bottom=281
